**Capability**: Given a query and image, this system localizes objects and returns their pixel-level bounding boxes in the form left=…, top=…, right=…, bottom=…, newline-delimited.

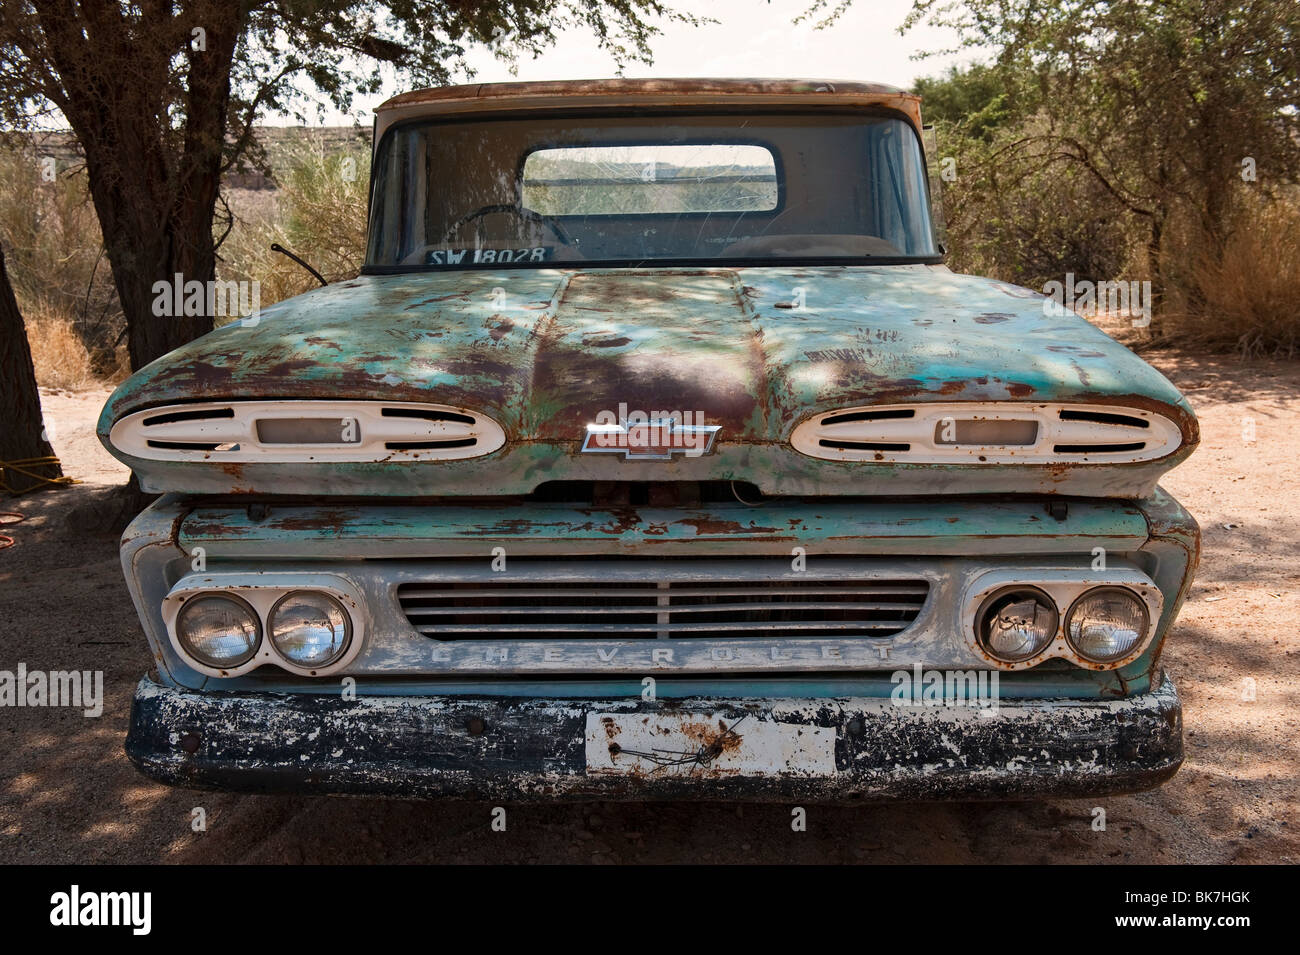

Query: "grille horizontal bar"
left=397, top=584, right=930, bottom=600
left=405, top=601, right=925, bottom=615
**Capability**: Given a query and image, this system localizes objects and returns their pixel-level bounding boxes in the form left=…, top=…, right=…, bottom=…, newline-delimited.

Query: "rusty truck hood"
left=99, top=266, right=1197, bottom=497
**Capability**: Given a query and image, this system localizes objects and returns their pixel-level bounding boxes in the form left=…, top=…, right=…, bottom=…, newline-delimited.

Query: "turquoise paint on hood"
left=99, top=265, right=1196, bottom=496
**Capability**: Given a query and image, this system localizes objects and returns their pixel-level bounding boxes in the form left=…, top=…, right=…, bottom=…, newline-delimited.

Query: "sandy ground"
left=1, top=353, right=1296, bottom=864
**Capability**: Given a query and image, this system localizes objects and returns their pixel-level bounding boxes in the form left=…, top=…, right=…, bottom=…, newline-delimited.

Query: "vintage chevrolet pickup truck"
left=101, top=78, right=1197, bottom=801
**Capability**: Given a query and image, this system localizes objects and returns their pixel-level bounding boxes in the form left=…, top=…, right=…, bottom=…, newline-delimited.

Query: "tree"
left=911, top=63, right=1131, bottom=289
left=0, top=1, right=695, bottom=371
left=913, top=62, right=1018, bottom=143
left=0, top=244, right=62, bottom=495
left=812, top=0, right=1300, bottom=305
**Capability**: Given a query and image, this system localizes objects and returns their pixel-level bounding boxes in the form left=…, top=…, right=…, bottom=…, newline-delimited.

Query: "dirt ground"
left=2, top=351, right=1296, bottom=864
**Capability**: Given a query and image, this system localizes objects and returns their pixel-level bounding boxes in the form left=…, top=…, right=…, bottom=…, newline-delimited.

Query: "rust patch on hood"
left=528, top=271, right=766, bottom=440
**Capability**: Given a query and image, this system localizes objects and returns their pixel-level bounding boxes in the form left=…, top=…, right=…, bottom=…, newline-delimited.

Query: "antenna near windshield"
left=270, top=243, right=327, bottom=287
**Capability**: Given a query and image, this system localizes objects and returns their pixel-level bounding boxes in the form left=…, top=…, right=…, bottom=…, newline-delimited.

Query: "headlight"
left=270, top=591, right=351, bottom=667
left=1066, top=587, right=1148, bottom=663
left=176, top=594, right=261, bottom=667
left=977, top=587, right=1058, bottom=662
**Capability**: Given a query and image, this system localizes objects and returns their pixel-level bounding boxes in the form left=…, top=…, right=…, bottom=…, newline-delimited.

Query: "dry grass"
left=217, top=132, right=370, bottom=315
left=0, top=139, right=127, bottom=388
left=1158, top=195, right=1300, bottom=357
left=24, top=300, right=107, bottom=391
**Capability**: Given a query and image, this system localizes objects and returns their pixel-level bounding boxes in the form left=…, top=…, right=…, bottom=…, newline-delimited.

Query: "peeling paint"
left=126, top=674, right=1183, bottom=801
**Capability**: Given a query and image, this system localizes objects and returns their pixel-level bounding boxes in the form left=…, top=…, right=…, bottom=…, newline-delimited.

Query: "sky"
left=274, top=0, right=979, bottom=127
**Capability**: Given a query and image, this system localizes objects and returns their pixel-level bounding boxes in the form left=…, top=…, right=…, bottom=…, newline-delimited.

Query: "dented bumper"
left=126, top=674, right=1183, bottom=802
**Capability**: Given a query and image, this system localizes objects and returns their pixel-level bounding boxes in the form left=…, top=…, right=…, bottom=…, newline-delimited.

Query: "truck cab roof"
left=374, top=77, right=923, bottom=134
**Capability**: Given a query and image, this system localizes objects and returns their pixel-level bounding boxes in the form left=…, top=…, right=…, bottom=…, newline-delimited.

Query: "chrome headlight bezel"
left=162, top=574, right=364, bottom=678
left=964, top=569, right=1162, bottom=671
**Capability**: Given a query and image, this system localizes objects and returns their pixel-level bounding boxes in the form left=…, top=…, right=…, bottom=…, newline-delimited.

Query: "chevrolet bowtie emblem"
left=581, top=417, right=721, bottom=460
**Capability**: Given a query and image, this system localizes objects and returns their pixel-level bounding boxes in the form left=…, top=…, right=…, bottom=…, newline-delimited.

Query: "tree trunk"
left=98, top=209, right=219, bottom=372
left=0, top=246, right=64, bottom=495
left=43, top=2, right=242, bottom=372
left=78, top=100, right=225, bottom=372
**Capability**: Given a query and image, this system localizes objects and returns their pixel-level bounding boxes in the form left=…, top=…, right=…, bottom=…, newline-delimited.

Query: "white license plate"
left=584, top=712, right=836, bottom=778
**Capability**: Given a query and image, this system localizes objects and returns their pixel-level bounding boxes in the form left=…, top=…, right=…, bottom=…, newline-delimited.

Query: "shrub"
left=0, top=138, right=126, bottom=382
left=23, top=298, right=129, bottom=390
left=1159, top=193, right=1300, bottom=356
left=218, top=131, right=370, bottom=314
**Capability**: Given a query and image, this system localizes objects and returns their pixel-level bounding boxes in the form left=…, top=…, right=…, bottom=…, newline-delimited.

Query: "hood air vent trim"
left=110, top=400, right=507, bottom=463
left=791, top=402, right=1182, bottom=464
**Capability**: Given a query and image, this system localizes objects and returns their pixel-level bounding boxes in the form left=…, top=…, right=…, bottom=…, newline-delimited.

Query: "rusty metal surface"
left=120, top=492, right=1193, bottom=693
left=379, top=78, right=913, bottom=109
left=124, top=674, right=1183, bottom=802
left=98, top=266, right=1198, bottom=498
left=1122, top=486, right=1200, bottom=688
left=175, top=496, right=1153, bottom=557
left=375, top=78, right=924, bottom=132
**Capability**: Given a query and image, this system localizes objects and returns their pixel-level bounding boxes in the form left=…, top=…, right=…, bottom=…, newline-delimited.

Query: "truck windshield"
left=365, top=111, right=938, bottom=270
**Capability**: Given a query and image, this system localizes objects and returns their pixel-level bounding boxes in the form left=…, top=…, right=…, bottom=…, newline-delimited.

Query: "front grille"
left=398, top=571, right=929, bottom=640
